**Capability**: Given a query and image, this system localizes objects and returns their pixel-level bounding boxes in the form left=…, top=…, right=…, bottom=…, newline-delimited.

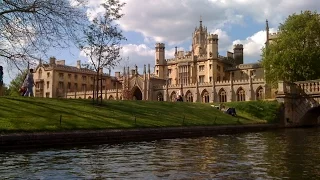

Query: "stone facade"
left=33, top=57, right=120, bottom=99
left=35, top=20, right=274, bottom=102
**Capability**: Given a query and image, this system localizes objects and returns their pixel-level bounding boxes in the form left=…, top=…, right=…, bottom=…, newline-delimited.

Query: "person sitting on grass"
left=23, top=69, right=34, bottom=97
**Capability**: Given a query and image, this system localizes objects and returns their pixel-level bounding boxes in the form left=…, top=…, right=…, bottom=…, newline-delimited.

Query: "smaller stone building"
left=33, top=57, right=120, bottom=99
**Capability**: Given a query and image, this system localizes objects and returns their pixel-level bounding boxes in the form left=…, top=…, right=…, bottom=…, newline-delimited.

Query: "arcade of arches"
left=151, top=87, right=265, bottom=102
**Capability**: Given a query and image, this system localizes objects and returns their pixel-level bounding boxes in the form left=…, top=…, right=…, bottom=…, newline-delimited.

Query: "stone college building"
left=33, top=20, right=274, bottom=103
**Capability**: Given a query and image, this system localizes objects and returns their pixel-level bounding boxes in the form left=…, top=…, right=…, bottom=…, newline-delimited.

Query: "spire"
left=266, top=19, right=270, bottom=46
left=199, top=15, right=203, bottom=30
left=175, top=46, right=178, bottom=56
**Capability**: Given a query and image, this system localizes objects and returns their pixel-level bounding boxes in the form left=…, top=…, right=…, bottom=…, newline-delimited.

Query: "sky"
left=2, top=0, right=320, bottom=84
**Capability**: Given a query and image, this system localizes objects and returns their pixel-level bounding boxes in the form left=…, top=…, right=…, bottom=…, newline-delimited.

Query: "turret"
left=154, top=43, right=166, bottom=78
left=233, top=44, right=244, bottom=65
left=192, top=18, right=208, bottom=56
left=207, top=34, right=218, bottom=59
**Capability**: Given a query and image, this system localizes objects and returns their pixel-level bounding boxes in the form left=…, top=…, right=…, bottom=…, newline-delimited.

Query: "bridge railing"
left=295, top=80, right=320, bottom=94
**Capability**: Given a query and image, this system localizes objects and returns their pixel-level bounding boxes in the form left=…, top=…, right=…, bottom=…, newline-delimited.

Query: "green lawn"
left=0, top=97, right=280, bottom=133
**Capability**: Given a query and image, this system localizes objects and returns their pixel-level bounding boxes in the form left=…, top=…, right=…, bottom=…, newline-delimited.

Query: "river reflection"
left=1, top=128, right=320, bottom=179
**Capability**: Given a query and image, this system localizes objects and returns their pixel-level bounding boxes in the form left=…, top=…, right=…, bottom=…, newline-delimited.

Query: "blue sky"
left=2, top=0, right=320, bottom=84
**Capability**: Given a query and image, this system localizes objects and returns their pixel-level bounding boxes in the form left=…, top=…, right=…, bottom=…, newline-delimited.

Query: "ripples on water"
left=1, top=128, right=320, bottom=179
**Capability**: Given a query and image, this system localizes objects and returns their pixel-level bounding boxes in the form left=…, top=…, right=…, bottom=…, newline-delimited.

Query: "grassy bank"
left=224, top=100, right=282, bottom=123
left=0, top=97, right=280, bottom=133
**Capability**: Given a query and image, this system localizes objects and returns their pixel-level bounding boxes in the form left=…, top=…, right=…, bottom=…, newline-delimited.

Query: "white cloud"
left=211, top=29, right=232, bottom=52
left=76, top=0, right=320, bottom=75
left=84, top=0, right=320, bottom=45
left=230, top=28, right=277, bottom=63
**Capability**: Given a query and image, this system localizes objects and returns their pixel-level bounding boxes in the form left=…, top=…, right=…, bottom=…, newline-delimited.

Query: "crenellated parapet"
left=107, top=89, right=118, bottom=93
left=155, top=43, right=165, bottom=49
left=269, top=32, right=278, bottom=39
left=216, top=80, right=231, bottom=85
left=233, top=44, right=243, bottom=49
left=233, top=79, right=250, bottom=85
left=252, top=78, right=265, bottom=83
left=198, top=82, right=212, bottom=87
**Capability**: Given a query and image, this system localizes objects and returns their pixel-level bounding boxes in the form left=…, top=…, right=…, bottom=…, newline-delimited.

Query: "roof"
left=38, top=63, right=111, bottom=77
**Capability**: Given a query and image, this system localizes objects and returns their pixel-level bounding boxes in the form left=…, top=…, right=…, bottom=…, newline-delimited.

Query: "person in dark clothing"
left=23, top=69, right=34, bottom=97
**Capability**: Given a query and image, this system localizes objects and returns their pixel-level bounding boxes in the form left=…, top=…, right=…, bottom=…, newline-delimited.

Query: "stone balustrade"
left=295, top=80, right=320, bottom=94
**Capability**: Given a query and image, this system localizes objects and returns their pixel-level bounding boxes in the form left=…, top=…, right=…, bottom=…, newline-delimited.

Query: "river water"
left=1, top=128, right=320, bottom=179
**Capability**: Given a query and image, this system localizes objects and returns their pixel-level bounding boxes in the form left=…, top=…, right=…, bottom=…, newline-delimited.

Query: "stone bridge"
left=276, top=80, right=320, bottom=127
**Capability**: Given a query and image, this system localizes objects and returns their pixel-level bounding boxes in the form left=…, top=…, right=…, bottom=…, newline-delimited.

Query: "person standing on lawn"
left=23, top=69, right=34, bottom=97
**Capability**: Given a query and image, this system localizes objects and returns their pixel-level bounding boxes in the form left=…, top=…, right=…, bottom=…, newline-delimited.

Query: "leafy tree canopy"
left=262, top=10, right=320, bottom=86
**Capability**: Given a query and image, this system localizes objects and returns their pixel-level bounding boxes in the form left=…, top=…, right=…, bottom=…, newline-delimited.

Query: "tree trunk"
left=100, top=73, right=103, bottom=104
left=93, top=76, right=95, bottom=105
left=96, top=72, right=99, bottom=105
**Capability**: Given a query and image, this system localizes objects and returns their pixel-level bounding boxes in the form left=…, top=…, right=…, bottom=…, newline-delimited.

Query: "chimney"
left=131, top=69, right=135, bottom=75
left=99, top=67, right=103, bottom=74
left=56, top=60, right=65, bottom=66
left=49, top=57, right=56, bottom=65
left=76, top=60, right=81, bottom=69
left=115, top=72, right=120, bottom=78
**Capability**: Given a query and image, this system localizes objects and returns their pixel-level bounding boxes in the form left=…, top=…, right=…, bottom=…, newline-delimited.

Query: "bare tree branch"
left=79, top=0, right=126, bottom=105
left=0, top=0, right=87, bottom=71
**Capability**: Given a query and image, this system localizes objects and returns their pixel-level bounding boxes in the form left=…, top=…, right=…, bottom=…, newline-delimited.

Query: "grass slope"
left=0, top=97, right=278, bottom=133
left=224, top=100, right=281, bottom=123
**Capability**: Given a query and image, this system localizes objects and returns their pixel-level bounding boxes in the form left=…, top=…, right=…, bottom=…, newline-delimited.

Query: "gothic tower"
left=154, top=43, right=166, bottom=79
left=192, top=17, right=207, bottom=56
left=207, top=34, right=218, bottom=59
left=233, top=44, right=244, bottom=65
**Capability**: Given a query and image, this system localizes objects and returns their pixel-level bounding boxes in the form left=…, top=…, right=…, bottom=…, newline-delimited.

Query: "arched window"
left=109, top=95, right=114, bottom=100
left=219, top=89, right=227, bottom=102
left=88, top=96, right=92, bottom=99
left=170, top=92, right=177, bottom=102
left=201, top=90, right=210, bottom=103
left=157, top=93, right=164, bottom=101
left=237, top=87, right=246, bottom=101
left=186, top=91, right=193, bottom=102
left=256, top=87, right=264, bottom=100
left=38, top=69, right=42, bottom=79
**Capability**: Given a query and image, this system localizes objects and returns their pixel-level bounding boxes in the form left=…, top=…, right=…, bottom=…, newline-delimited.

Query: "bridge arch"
left=276, top=81, right=320, bottom=127
left=299, top=105, right=320, bottom=126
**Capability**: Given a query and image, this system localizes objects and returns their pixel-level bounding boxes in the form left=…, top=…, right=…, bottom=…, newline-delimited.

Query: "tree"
left=7, top=70, right=28, bottom=96
left=262, top=10, right=320, bottom=87
left=0, top=84, right=9, bottom=96
left=79, top=0, right=126, bottom=105
left=0, top=0, right=86, bottom=73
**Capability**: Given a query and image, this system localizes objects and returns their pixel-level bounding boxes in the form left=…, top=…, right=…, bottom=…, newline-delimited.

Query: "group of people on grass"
left=20, top=69, right=34, bottom=97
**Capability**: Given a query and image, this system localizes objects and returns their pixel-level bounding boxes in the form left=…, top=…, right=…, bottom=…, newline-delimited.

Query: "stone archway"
left=299, top=106, right=320, bottom=126
left=201, top=89, right=210, bottom=103
left=132, top=87, right=142, bottom=100
left=170, top=91, right=177, bottom=102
